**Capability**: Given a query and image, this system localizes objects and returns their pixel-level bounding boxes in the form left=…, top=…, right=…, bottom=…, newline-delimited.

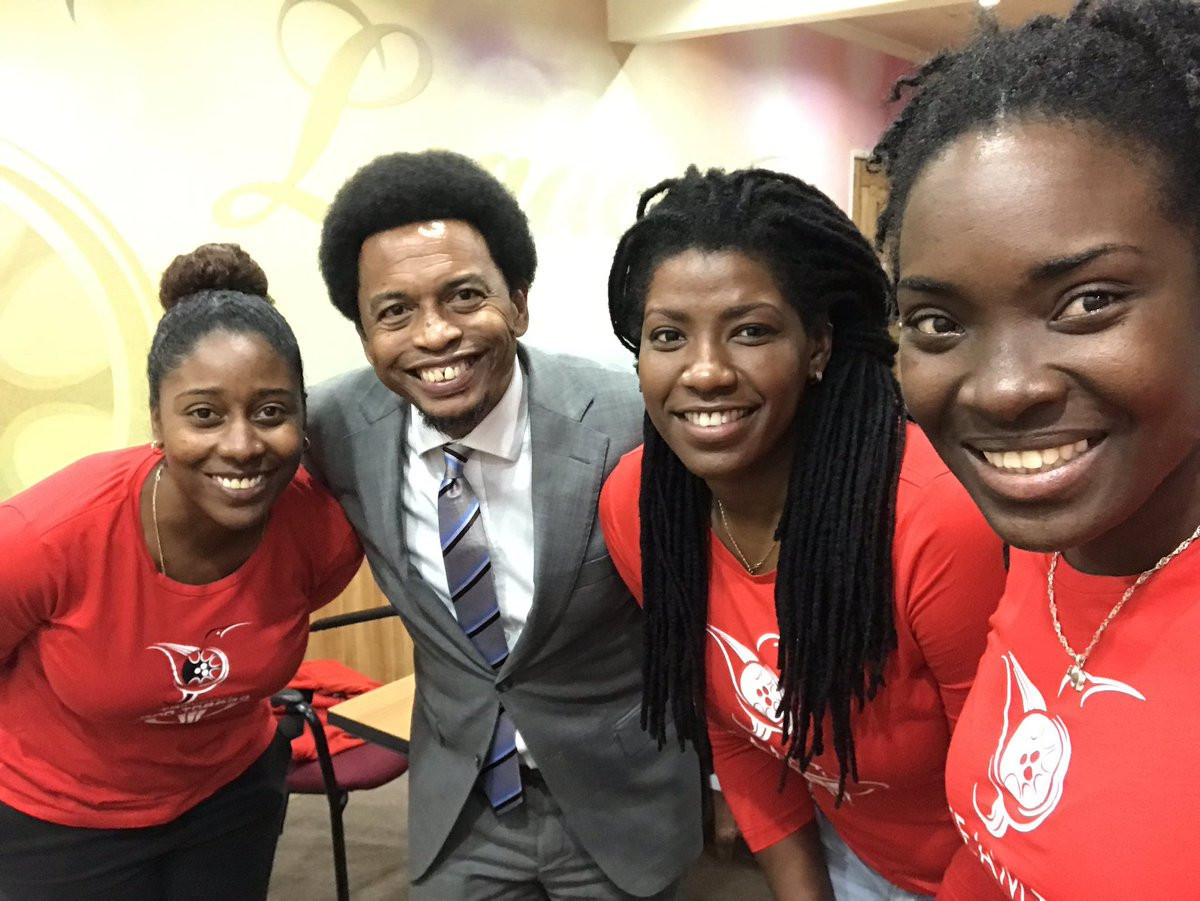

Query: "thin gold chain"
left=1048, top=520, right=1200, bottom=674
left=716, top=498, right=778, bottom=575
left=151, top=463, right=168, bottom=578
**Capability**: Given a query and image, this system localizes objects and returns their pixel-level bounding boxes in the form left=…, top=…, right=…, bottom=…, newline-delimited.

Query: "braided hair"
left=608, top=167, right=904, bottom=800
left=872, top=0, right=1200, bottom=269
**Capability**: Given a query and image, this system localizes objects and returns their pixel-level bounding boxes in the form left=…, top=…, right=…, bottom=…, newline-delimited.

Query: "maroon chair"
left=274, top=605, right=409, bottom=901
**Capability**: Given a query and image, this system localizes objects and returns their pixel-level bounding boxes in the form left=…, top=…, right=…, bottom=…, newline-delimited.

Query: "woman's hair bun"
left=158, top=243, right=271, bottom=311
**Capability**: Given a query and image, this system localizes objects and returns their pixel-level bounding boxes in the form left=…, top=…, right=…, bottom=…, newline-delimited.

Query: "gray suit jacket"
left=306, top=345, right=701, bottom=895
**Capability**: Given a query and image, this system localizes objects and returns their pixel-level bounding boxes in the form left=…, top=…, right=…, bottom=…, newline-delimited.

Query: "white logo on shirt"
left=707, top=625, right=887, bottom=800
left=141, top=622, right=250, bottom=724
left=973, top=652, right=1143, bottom=838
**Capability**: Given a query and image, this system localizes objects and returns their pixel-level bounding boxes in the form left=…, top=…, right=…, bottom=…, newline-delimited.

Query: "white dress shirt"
left=402, top=364, right=537, bottom=764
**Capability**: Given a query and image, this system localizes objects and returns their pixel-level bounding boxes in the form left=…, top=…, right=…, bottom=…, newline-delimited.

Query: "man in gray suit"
left=306, top=150, right=701, bottom=899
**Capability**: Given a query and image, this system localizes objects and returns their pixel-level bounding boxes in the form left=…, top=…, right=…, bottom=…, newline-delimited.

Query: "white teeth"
left=213, top=475, right=264, bottom=490
left=683, top=410, right=748, bottom=428
left=981, top=440, right=1093, bottom=474
left=419, top=362, right=468, bottom=383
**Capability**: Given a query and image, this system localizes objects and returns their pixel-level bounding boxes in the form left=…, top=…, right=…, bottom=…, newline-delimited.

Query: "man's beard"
left=420, top=400, right=491, bottom=440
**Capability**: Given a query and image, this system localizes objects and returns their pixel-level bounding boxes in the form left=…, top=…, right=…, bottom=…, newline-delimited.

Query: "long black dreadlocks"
left=872, top=0, right=1200, bottom=269
left=608, top=166, right=904, bottom=800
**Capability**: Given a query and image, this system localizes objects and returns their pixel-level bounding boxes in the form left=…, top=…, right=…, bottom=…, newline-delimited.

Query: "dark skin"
left=897, top=122, right=1200, bottom=576
left=144, top=332, right=304, bottom=585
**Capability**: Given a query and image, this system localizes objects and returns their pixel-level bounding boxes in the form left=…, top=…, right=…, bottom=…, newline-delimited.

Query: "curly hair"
left=148, top=243, right=303, bottom=410
left=608, top=166, right=905, bottom=801
left=159, top=242, right=270, bottom=310
left=319, top=149, right=537, bottom=324
left=872, top=0, right=1200, bottom=269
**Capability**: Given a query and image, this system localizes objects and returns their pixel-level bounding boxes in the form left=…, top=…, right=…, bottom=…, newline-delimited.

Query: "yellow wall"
left=0, top=0, right=908, bottom=499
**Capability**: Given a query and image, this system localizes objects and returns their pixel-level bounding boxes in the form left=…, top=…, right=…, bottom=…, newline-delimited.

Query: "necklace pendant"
left=1067, top=663, right=1087, bottom=691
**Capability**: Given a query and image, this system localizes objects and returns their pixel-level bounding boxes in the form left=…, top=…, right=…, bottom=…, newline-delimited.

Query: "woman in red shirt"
left=599, top=166, right=1006, bottom=898
left=872, top=1, right=1200, bottom=897
left=0, top=244, right=363, bottom=899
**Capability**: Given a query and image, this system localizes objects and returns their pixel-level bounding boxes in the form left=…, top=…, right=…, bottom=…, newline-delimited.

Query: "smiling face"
left=637, top=249, right=831, bottom=493
left=356, top=219, right=529, bottom=438
left=896, top=122, right=1200, bottom=573
left=152, top=330, right=304, bottom=535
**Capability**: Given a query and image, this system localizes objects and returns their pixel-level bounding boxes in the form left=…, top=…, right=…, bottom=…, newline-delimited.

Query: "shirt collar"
left=409, top=359, right=527, bottom=463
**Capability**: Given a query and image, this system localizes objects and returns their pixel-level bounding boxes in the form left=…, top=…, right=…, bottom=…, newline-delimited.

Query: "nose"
left=959, top=329, right=1063, bottom=426
left=679, top=338, right=737, bottom=394
left=412, top=303, right=462, bottom=351
left=219, top=417, right=265, bottom=461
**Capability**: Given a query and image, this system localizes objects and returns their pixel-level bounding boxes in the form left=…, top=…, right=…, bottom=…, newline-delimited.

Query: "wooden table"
left=328, top=673, right=416, bottom=754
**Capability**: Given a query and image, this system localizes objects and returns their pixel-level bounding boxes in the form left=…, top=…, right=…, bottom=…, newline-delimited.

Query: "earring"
left=303, top=436, right=311, bottom=451
left=809, top=370, right=824, bottom=385
left=150, top=439, right=163, bottom=452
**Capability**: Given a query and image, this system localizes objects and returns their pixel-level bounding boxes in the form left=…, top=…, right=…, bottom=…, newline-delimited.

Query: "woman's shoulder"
left=3, top=446, right=151, bottom=536
left=602, top=444, right=645, bottom=502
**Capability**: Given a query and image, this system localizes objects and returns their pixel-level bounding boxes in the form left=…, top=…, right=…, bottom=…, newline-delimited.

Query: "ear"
left=150, top=409, right=163, bottom=445
left=809, top=318, right=833, bottom=380
left=509, top=286, right=530, bottom=339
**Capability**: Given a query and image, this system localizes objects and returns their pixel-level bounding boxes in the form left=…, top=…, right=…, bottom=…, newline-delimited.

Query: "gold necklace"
left=151, top=463, right=168, bottom=577
left=1049, top=520, right=1200, bottom=691
left=716, top=498, right=778, bottom=575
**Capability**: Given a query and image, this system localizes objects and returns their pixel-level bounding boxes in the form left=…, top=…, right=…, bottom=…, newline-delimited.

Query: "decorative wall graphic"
left=0, top=142, right=155, bottom=497
left=213, top=0, right=433, bottom=228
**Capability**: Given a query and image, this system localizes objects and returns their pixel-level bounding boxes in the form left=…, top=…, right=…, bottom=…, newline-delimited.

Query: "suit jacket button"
left=496, top=679, right=511, bottom=693
left=475, top=755, right=483, bottom=769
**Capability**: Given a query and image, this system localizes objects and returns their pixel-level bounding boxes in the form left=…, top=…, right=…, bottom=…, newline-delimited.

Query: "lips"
left=964, top=434, right=1106, bottom=504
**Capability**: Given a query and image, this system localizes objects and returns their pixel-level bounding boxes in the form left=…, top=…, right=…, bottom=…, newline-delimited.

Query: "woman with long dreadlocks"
left=598, top=165, right=1006, bottom=899
left=873, top=1, right=1200, bottom=898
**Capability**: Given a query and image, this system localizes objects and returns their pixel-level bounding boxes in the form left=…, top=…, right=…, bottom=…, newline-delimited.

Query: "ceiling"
left=607, top=0, right=1077, bottom=60
left=816, top=0, right=1075, bottom=59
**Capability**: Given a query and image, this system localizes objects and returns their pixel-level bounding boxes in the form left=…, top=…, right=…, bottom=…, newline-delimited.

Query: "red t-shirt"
left=599, top=425, right=1006, bottom=896
left=944, top=545, right=1200, bottom=900
left=0, top=446, right=363, bottom=828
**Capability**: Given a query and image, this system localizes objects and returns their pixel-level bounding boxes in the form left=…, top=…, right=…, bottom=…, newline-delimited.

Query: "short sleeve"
left=0, top=505, right=56, bottom=662
left=599, top=448, right=645, bottom=604
left=897, top=470, right=1007, bottom=729
left=297, top=472, right=365, bottom=611
left=708, top=720, right=815, bottom=853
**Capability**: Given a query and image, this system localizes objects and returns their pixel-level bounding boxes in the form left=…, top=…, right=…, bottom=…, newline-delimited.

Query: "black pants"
left=0, top=729, right=290, bottom=901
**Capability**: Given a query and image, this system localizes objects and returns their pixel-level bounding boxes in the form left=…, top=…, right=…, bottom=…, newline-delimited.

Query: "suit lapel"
left=359, top=382, right=487, bottom=666
left=503, top=348, right=608, bottom=672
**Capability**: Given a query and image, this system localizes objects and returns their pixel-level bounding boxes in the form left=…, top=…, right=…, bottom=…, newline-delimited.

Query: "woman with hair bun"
left=0, top=243, right=362, bottom=900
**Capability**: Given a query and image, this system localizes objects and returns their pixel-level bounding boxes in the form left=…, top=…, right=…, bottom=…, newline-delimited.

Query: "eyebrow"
left=645, top=301, right=779, bottom=322
left=897, top=243, right=1143, bottom=295
left=175, top=387, right=295, bottom=400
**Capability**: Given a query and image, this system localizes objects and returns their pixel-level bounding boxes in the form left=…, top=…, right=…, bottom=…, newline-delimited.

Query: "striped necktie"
left=438, top=443, right=523, bottom=814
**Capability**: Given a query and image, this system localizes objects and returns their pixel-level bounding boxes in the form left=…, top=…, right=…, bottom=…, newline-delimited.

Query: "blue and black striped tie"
left=438, top=444, right=522, bottom=814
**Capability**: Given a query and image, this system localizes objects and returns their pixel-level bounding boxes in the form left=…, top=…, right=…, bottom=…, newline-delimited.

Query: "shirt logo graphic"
left=142, top=623, right=249, bottom=724
left=974, top=652, right=1143, bottom=839
left=707, top=625, right=887, bottom=801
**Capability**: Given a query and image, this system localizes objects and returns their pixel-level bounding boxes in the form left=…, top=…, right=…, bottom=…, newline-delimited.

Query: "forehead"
left=358, top=219, right=501, bottom=290
left=646, top=249, right=782, bottom=306
left=163, top=331, right=295, bottom=391
left=898, top=122, right=1175, bottom=277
